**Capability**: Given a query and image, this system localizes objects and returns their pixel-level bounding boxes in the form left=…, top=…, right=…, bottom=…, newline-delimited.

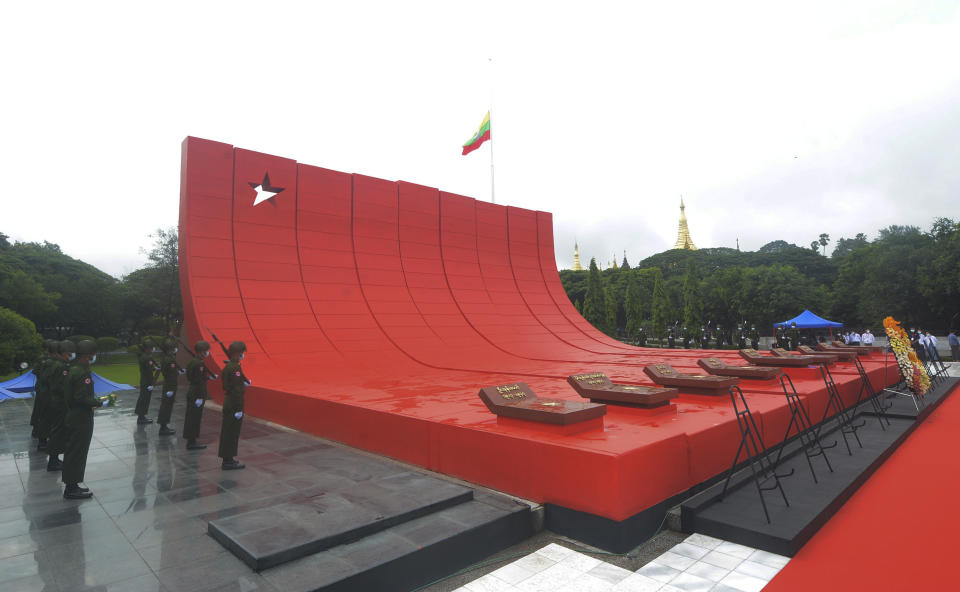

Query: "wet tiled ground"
left=0, top=388, right=414, bottom=592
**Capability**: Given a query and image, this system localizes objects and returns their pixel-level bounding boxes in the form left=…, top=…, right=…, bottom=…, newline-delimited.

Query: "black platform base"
left=680, top=377, right=959, bottom=556
left=206, top=442, right=533, bottom=591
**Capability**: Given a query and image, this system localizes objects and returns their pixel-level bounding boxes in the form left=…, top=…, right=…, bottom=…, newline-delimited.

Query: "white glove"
left=147, top=386, right=153, bottom=391
left=213, top=374, right=219, bottom=379
left=234, top=411, right=243, bottom=419
left=101, top=400, right=109, bottom=407
left=195, top=399, right=203, bottom=408
left=243, top=381, right=251, bottom=387
left=165, top=391, right=175, bottom=398
left=178, top=369, right=186, bottom=375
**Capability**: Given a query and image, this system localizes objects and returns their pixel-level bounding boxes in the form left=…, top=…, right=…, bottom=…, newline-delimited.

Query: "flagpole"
left=488, top=57, right=495, bottom=204
left=489, top=108, right=495, bottom=205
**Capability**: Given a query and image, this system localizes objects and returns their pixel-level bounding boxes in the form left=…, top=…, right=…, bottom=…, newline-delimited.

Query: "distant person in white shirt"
left=861, top=329, right=875, bottom=345
left=849, top=331, right=861, bottom=346
left=925, top=331, right=940, bottom=361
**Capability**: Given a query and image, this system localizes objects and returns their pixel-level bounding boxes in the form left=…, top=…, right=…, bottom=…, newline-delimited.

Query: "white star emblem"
left=249, top=173, right=285, bottom=206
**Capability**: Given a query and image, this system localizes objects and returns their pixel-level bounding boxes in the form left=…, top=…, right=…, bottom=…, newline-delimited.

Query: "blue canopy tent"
left=774, top=309, right=842, bottom=328
left=774, top=309, right=842, bottom=338
left=0, top=371, right=37, bottom=393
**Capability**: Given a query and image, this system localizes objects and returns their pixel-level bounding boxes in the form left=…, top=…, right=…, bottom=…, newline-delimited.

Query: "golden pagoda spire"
left=571, top=241, right=584, bottom=271
left=673, top=197, right=697, bottom=250
left=611, top=254, right=618, bottom=270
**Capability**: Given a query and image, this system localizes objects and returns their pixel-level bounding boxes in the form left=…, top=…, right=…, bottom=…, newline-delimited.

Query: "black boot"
left=158, top=425, right=175, bottom=436
left=64, top=484, right=92, bottom=499
left=222, top=458, right=245, bottom=470
left=137, top=415, right=154, bottom=425
left=46, top=456, right=63, bottom=472
left=186, top=440, right=207, bottom=450
left=37, top=438, right=48, bottom=451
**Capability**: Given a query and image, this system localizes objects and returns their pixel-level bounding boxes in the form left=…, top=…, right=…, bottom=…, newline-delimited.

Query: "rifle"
left=206, top=327, right=231, bottom=361
left=173, top=335, right=218, bottom=379
left=205, top=327, right=251, bottom=385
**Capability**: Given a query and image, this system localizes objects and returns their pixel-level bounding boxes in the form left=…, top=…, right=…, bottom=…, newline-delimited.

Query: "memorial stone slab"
left=772, top=347, right=836, bottom=364
left=478, top=382, right=606, bottom=425
left=696, top=357, right=782, bottom=380
left=642, top=363, right=739, bottom=396
left=739, top=348, right=815, bottom=368
left=566, top=372, right=678, bottom=408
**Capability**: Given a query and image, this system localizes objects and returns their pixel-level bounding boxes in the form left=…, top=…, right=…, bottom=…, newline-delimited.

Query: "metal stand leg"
left=774, top=375, right=834, bottom=483
left=815, top=363, right=863, bottom=455
left=852, top=357, right=891, bottom=429
left=720, top=386, right=792, bottom=523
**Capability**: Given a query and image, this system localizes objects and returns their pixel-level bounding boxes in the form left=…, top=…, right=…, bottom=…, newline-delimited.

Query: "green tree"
left=624, top=270, right=642, bottom=337
left=582, top=258, right=605, bottom=329
left=831, top=233, right=868, bottom=258
left=0, top=306, right=42, bottom=374
left=681, top=266, right=703, bottom=331
left=0, top=266, right=60, bottom=322
left=918, top=218, right=960, bottom=327
left=818, top=233, right=830, bottom=256
left=142, top=227, right=181, bottom=327
left=604, top=286, right=618, bottom=335
left=651, top=269, right=669, bottom=345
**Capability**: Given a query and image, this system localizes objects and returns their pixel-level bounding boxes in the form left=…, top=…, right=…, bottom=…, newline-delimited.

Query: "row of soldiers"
left=131, top=337, right=251, bottom=470
left=30, top=336, right=251, bottom=499
left=635, top=325, right=762, bottom=349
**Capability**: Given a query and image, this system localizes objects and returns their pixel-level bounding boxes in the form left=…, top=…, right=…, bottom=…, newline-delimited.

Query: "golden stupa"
left=571, top=241, right=584, bottom=271
left=673, top=198, right=697, bottom=250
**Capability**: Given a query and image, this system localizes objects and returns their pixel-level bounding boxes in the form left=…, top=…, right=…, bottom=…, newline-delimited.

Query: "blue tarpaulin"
left=773, top=309, right=843, bottom=329
left=0, top=369, right=134, bottom=402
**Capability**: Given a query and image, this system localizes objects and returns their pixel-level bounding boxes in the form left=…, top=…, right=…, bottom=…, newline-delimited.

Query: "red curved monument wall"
left=179, top=136, right=897, bottom=522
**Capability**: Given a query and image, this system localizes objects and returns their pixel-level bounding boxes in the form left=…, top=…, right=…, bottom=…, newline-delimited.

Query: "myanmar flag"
left=461, top=111, right=491, bottom=155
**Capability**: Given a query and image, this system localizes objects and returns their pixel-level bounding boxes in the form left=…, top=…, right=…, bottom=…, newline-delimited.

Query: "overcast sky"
left=3, top=1, right=958, bottom=276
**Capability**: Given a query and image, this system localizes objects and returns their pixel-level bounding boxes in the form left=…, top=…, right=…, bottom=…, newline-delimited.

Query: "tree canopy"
left=560, top=217, right=959, bottom=338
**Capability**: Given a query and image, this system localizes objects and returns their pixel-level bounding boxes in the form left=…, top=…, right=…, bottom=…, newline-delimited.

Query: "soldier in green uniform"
left=749, top=325, right=760, bottom=350
left=45, top=340, right=75, bottom=472
left=135, top=338, right=158, bottom=424
left=775, top=325, right=785, bottom=349
left=681, top=327, right=691, bottom=349
left=635, top=327, right=646, bottom=347
left=789, top=322, right=801, bottom=351
left=219, top=341, right=250, bottom=470
left=737, top=326, right=747, bottom=350
left=183, top=340, right=217, bottom=450
left=62, top=340, right=108, bottom=499
left=667, top=326, right=676, bottom=349
left=31, top=340, right=56, bottom=448
left=156, top=339, right=184, bottom=436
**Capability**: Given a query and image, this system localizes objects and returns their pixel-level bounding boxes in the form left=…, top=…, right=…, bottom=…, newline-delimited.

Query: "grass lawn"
left=92, top=352, right=140, bottom=386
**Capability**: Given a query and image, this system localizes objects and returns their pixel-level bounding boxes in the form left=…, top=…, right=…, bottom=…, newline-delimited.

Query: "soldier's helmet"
left=162, top=338, right=176, bottom=352
left=76, top=340, right=97, bottom=355
left=228, top=341, right=247, bottom=355
left=141, top=337, right=154, bottom=351
left=60, top=340, right=77, bottom=353
left=44, top=339, right=58, bottom=353
left=195, top=340, right=210, bottom=353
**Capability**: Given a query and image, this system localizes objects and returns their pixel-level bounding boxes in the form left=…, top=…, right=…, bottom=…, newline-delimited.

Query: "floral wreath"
left=883, top=316, right=930, bottom=396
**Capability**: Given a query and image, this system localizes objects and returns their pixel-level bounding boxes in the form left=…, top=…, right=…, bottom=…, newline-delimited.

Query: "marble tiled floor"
left=454, top=535, right=789, bottom=592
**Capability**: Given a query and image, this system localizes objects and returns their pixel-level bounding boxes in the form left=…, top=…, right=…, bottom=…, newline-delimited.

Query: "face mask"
left=152, top=348, right=159, bottom=353
left=68, top=353, right=77, bottom=361
left=240, top=353, right=245, bottom=361
left=89, top=355, right=97, bottom=364
left=203, top=350, right=210, bottom=358
left=173, top=348, right=178, bottom=354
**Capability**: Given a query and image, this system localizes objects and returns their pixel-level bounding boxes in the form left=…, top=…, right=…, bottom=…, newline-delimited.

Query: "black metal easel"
left=720, top=386, right=792, bottom=523
left=815, top=363, right=863, bottom=455
left=851, top=357, right=891, bottom=429
left=774, top=374, right=835, bottom=483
